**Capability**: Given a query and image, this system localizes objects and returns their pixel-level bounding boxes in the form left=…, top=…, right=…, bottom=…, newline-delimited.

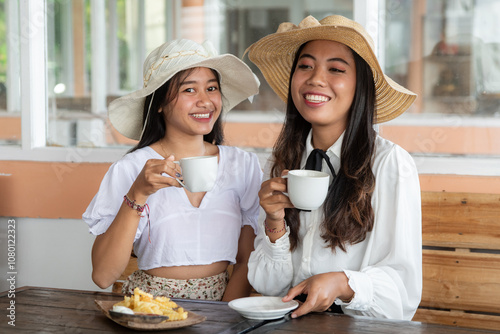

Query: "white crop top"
left=83, top=145, right=263, bottom=270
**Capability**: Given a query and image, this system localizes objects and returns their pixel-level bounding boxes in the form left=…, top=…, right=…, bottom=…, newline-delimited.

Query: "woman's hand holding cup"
left=128, top=155, right=183, bottom=203
left=258, top=170, right=294, bottom=229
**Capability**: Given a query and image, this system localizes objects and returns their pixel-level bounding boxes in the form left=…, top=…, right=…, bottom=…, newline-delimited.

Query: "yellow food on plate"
left=113, top=288, right=188, bottom=321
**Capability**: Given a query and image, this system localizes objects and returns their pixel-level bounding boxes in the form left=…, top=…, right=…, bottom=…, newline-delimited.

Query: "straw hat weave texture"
left=109, top=39, right=259, bottom=140
left=246, top=15, right=416, bottom=123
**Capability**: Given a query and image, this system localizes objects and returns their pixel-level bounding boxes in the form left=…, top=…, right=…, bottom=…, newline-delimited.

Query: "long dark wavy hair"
left=129, top=68, right=224, bottom=153
left=271, top=42, right=377, bottom=252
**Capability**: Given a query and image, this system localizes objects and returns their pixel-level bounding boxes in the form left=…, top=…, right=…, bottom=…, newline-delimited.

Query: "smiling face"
left=162, top=67, right=222, bottom=138
left=291, top=40, right=356, bottom=134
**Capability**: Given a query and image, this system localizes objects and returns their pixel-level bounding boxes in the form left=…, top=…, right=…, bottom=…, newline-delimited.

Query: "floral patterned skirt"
left=121, top=269, right=229, bottom=301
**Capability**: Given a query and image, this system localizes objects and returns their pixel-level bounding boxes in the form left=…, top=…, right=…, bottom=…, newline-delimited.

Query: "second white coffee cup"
left=283, top=170, right=330, bottom=210
left=174, top=155, right=218, bottom=193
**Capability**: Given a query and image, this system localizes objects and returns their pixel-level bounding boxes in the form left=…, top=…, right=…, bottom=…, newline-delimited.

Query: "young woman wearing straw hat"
left=83, top=39, right=262, bottom=301
left=246, top=15, right=422, bottom=319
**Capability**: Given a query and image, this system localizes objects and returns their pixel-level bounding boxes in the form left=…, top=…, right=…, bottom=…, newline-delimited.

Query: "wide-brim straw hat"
left=109, top=39, right=260, bottom=140
left=245, top=15, right=416, bottom=123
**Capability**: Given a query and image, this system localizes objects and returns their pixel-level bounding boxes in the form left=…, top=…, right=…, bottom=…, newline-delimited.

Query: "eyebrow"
left=181, top=78, right=218, bottom=86
left=299, top=53, right=350, bottom=66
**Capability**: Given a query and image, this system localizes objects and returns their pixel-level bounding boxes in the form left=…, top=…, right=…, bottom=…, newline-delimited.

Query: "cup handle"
left=281, top=174, right=289, bottom=197
left=175, top=178, right=186, bottom=188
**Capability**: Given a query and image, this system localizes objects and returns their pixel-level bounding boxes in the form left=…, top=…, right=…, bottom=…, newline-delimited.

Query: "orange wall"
left=224, top=122, right=282, bottom=148
left=0, top=116, right=21, bottom=141
left=379, top=125, right=500, bottom=155
left=0, top=161, right=110, bottom=219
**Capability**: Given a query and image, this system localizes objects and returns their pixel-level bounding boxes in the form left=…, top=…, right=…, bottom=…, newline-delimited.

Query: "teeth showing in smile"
left=191, top=113, right=210, bottom=119
left=305, top=94, right=330, bottom=103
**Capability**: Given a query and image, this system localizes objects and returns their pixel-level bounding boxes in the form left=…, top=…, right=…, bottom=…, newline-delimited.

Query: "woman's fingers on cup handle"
left=166, top=155, right=182, bottom=175
left=143, top=158, right=182, bottom=188
left=259, top=178, right=293, bottom=217
left=269, top=176, right=288, bottom=193
left=133, top=159, right=176, bottom=196
left=259, top=192, right=293, bottom=212
left=161, top=157, right=182, bottom=181
left=154, top=171, right=183, bottom=189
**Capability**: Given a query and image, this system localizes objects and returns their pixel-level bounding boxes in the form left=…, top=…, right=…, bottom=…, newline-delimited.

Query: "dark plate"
left=108, top=310, right=170, bottom=324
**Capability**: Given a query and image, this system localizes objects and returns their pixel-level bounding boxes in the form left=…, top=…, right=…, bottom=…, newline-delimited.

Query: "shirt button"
left=303, top=258, right=309, bottom=263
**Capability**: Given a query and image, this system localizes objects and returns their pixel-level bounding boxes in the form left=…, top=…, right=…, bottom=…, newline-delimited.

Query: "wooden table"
left=1, top=286, right=497, bottom=333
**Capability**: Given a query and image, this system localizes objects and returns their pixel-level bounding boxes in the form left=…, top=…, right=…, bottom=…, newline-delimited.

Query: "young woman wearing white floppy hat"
left=83, top=39, right=262, bottom=301
left=246, top=15, right=422, bottom=319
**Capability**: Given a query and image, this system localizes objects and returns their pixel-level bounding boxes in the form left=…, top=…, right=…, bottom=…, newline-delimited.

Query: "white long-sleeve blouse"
left=248, top=131, right=422, bottom=320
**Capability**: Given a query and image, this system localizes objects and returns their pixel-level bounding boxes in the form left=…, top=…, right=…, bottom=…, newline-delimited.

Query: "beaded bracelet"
left=264, top=219, right=286, bottom=233
left=123, top=195, right=151, bottom=243
left=123, top=195, right=147, bottom=215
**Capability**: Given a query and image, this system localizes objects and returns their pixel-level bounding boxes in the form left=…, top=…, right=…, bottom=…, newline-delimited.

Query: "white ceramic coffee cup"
left=174, top=155, right=218, bottom=193
left=282, top=170, right=330, bottom=210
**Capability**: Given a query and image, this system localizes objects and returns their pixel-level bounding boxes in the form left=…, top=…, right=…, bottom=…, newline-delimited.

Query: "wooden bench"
left=412, top=191, right=500, bottom=331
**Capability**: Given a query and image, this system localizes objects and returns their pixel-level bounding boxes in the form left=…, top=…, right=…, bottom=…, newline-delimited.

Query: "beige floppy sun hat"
left=109, top=39, right=260, bottom=140
left=246, top=15, right=416, bottom=123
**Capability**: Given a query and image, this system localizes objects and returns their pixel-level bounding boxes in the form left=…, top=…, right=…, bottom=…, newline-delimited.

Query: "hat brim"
left=108, top=54, right=259, bottom=141
left=246, top=15, right=416, bottom=123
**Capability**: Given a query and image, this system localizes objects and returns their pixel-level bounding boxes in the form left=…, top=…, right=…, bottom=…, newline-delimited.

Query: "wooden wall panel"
left=421, top=250, right=500, bottom=313
left=422, top=192, right=500, bottom=249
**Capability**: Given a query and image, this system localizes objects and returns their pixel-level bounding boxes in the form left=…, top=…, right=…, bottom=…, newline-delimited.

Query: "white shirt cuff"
left=335, top=269, right=373, bottom=311
left=261, top=225, right=291, bottom=262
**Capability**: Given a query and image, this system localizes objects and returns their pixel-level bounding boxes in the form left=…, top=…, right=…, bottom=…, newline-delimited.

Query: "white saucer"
left=228, top=296, right=299, bottom=320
